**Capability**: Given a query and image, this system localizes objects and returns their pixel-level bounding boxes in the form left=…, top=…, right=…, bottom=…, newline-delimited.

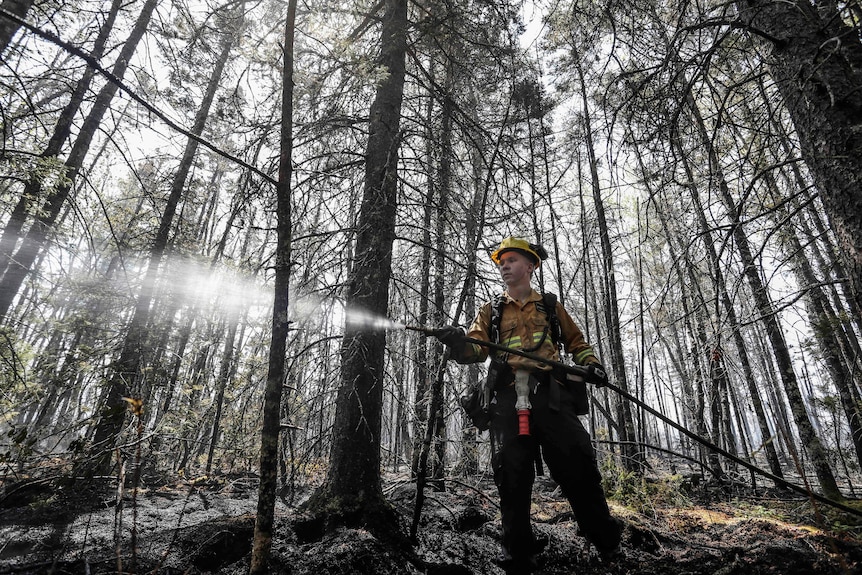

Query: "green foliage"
left=729, top=499, right=791, bottom=522
left=601, top=458, right=691, bottom=515
left=731, top=497, right=862, bottom=540
left=0, top=327, right=32, bottom=414
left=0, top=156, right=72, bottom=214
left=0, top=424, right=37, bottom=468
left=823, top=506, right=862, bottom=538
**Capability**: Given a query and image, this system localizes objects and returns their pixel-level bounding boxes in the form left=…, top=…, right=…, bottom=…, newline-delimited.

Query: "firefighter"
left=436, top=237, right=622, bottom=573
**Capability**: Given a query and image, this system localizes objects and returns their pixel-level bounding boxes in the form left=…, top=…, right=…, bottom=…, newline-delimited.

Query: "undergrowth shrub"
left=600, top=458, right=691, bottom=515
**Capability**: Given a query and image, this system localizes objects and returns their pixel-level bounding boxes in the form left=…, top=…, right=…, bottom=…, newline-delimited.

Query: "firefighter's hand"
left=586, top=363, right=609, bottom=387
left=434, top=325, right=465, bottom=350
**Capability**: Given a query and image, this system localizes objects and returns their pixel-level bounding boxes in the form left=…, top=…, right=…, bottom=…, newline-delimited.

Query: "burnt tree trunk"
left=302, top=0, right=408, bottom=538
left=678, top=85, right=786, bottom=481
left=249, top=0, right=296, bottom=572
left=410, top=90, right=435, bottom=478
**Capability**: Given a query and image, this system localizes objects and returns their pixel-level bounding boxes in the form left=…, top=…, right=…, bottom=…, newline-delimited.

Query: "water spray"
left=344, top=309, right=406, bottom=331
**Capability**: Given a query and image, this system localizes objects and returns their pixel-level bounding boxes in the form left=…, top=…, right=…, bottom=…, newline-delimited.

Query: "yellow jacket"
left=459, top=288, right=599, bottom=372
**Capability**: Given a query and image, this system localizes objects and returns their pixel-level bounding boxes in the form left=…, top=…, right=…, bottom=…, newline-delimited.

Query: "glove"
left=586, top=362, right=609, bottom=387
left=434, top=325, right=465, bottom=351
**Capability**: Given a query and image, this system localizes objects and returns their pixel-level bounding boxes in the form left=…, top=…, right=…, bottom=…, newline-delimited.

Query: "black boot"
left=495, top=534, right=548, bottom=574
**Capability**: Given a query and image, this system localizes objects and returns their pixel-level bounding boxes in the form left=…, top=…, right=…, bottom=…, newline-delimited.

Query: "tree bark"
left=205, top=316, right=240, bottom=474
left=410, top=83, right=435, bottom=478
left=249, top=0, right=295, bottom=571
left=771, top=185, right=862, bottom=468
left=429, top=61, right=454, bottom=488
left=0, top=0, right=33, bottom=55
left=679, top=93, right=786, bottom=481
left=301, top=0, right=408, bottom=539
left=737, top=0, right=862, bottom=313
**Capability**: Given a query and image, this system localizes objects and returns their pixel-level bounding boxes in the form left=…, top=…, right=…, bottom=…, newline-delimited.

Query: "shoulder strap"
left=542, top=292, right=562, bottom=350
left=492, top=292, right=561, bottom=349
left=490, top=294, right=506, bottom=343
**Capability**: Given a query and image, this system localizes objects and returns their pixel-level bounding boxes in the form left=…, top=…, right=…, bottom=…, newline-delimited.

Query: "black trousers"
left=489, top=374, right=621, bottom=559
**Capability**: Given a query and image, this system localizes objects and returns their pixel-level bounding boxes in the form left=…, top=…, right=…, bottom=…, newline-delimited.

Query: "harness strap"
left=491, top=292, right=560, bottom=347
left=491, top=293, right=563, bottom=413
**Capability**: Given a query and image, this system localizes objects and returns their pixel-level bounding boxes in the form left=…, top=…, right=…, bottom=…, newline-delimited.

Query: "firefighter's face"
left=497, top=251, right=535, bottom=285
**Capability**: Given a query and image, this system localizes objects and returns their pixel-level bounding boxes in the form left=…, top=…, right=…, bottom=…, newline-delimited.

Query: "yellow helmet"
left=491, top=237, right=548, bottom=267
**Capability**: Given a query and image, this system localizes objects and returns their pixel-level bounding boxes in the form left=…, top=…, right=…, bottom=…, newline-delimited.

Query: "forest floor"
left=1, top=466, right=862, bottom=575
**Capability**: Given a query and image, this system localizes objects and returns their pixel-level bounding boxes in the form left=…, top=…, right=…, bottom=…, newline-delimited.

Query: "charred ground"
left=1, top=468, right=861, bottom=574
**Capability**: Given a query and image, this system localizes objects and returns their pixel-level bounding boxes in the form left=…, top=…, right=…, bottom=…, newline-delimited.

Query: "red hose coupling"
left=517, top=409, right=531, bottom=436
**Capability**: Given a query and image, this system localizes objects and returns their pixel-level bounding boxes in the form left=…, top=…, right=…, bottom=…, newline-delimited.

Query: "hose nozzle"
left=515, top=370, right=532, bottom=436
left=404, top=324, right=439, bottom=337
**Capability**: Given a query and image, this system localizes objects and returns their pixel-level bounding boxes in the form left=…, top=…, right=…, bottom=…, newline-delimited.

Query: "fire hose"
left=405, top=324, right=862, bottom=520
